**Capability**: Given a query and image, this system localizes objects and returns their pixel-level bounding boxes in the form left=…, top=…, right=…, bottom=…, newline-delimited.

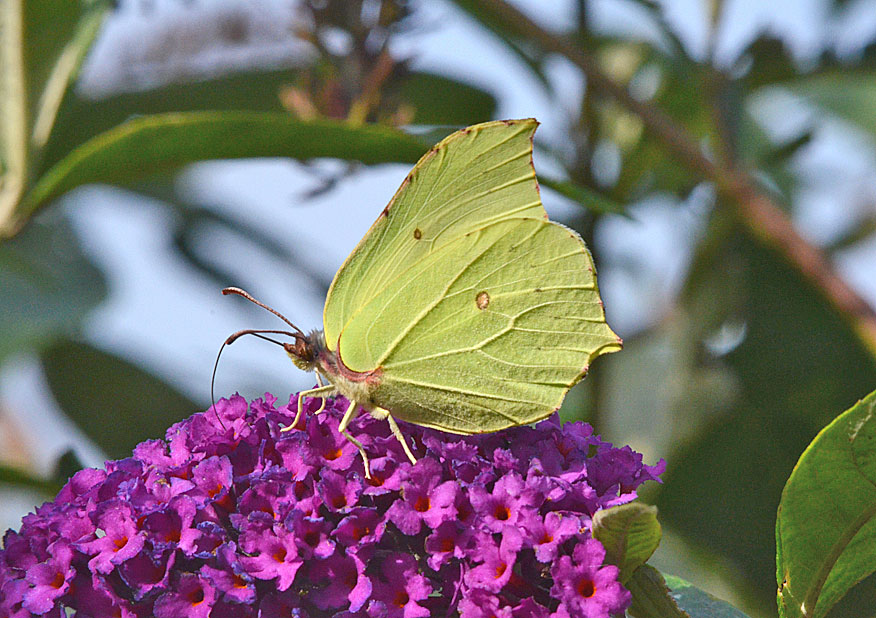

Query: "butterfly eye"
left=475, top=291, right=490, bottom=310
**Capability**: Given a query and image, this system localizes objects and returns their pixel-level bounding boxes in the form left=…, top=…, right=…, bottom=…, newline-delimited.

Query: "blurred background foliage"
left=3, top=0, right=876, bottom=615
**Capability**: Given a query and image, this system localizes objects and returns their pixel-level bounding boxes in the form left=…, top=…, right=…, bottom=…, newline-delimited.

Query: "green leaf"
left=0, top=0, right=111, bottom=232
left=0, top=462, right=61, bottom=495
left=592, top=502, right=661, bottom=583
left=0, top=212, right=106, bottom=363
left=627, top=565, right=690, bottom=618
left=776, top=390, right=876, bottom=618
left=759, top=131, right=814, bottom=167
left=40, top=65, right=298, bottom=176
left=8, top=112, right=429, bottom=236
left=629, top=567, right=752, bottom=618
left=645, top=210, right=876, bottom=614
left=629, top=567, right=754, bottom=618
left=782, top=72, right=876, bottom=137
left=623, top=0, right=691, bottom=63
left=52, top=448, right=85, bottom=486
left=646, top=568, right=752, bottom=618
left=394, top=71, right=497, bottom=126
left=27, top=0, right=109, bottom=152
left=41, top=340, right=201, bottom=460
left=539, top=176, right=628, bottom=215
left=165, top=199, right=331, bottom=294
left=611, top=57, right=708, bottom=200
left=739, top=36, right=798, bottom=90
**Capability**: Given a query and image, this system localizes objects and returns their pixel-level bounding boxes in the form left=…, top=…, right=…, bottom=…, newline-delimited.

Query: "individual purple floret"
left=0, top=393, right=665, bottom=617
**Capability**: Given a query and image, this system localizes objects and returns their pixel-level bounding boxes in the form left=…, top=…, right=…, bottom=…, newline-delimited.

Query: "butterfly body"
left=287, top=329, right=382, bottom=408
left=225, top=119, right=621, bottom=476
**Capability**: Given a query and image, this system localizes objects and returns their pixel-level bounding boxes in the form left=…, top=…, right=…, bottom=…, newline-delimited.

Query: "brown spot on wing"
left=476, top=291, right=490, bottom=310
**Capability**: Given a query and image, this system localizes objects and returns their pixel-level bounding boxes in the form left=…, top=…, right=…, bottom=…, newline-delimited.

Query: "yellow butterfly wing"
left=336, top=216, right=621, bottom=432
left=323, top=119, right=545, bottom=357
left=321, top=119, right=620, bottom=433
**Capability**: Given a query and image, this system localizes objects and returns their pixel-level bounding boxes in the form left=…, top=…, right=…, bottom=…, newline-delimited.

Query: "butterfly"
left=221, top=119, right=621, bottom=477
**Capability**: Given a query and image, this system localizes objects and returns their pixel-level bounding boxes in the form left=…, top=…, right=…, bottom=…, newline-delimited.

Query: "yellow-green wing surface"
left=336, top=217, right=622, bottom=433
left=323, top=119, right=545, bottom=353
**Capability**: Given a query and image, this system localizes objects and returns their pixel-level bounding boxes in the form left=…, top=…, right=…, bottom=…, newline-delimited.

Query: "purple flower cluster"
left=1, top=393, right=664, bottom=617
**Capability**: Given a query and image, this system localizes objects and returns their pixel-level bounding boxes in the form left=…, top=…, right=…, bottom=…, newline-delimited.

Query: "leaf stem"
left=462, top=0, right=876, bottom=358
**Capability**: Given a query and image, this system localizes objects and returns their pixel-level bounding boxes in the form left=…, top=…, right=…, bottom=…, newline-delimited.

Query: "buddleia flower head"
left=1, top=392, right=664, bottom=617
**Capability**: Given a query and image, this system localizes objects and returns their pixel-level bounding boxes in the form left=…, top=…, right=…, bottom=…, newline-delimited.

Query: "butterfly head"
left=283, top=329, right=325, bottom=372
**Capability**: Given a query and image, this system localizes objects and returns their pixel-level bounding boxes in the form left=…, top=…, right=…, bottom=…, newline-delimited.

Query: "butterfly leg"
left=284, top=384, right=336, bottom=432
left=375, top=407, right=417, bottom=466
left=313, top=374, right=328, bottom=415
left=338, top=400, right=371, bottom=478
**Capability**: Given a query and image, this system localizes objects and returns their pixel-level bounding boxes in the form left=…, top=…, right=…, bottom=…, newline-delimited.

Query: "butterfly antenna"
left=222, top=287, right=305, bottom=337
left=210, top=327, right=302, bottom=430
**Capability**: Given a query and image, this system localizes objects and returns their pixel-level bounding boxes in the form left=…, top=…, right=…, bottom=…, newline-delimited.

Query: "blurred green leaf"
left=0, top=462, right=61, bottom=495
left=612, top=59, right=708, bottom=200
left=539, top=175, right=628, bottom=215
left=628, top=565, right=690, bottom=618
left=0, top=212, right=106, bottom=363
left=0, top=0, right=111, bottom=232
left=11, top=112, right=429, bottom=234
left=593, top=502, right=661, bottom=583
left=161, top=197, right=331, bottom=296
left=26, top=0, right=109, bottom=152
left=654, top=218, right=876, bottom=614
left=394, top=71, right=496, bottom=126
left=736, top=107, right=805, bottom=202
left=826, top=214, right=876, bottom=253
left=760, top=131, right=814, bottom=167
left=41, top=340, right=200, bottom=459
left=52, top=448, right=85, bottom=485
left=629, top=566, right=752, bottom=618
left=624, top=0, right=691, bottom=63
left=41, top=65, right=300, bottom=175
left=783, top=72, right=876, bottom=136
left=416, top=0, right=708, bottom=200
left=738, top=36, right=798, bottom=90
left=776, top=390, right=876, bottom=618
left=645, top=568, right=751, bottom=618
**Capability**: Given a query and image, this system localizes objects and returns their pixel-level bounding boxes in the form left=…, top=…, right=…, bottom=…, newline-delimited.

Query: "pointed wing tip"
left=466, top=118, right=539, bottom=134
left=504, top=117, right=539, bottom=133
left=501, top=117, right=538, bottom=126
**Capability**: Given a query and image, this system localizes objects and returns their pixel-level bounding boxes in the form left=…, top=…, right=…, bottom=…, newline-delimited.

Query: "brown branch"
left=466, top=0, right=876, bottom=357
left=726, top=174, right=876, bottom=352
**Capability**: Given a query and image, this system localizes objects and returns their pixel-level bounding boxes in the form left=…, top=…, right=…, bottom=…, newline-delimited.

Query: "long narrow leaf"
left=41, top=340, right=200, bottom=460
left=8, top=112, right=429, bottom=235
left=0, top=463, right=61, bottom=495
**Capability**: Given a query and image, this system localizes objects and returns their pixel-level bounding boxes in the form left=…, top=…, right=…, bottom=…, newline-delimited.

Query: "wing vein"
left=385, top=376, right=542, bottom=412
left=367, top=228, right=508, bottom=365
